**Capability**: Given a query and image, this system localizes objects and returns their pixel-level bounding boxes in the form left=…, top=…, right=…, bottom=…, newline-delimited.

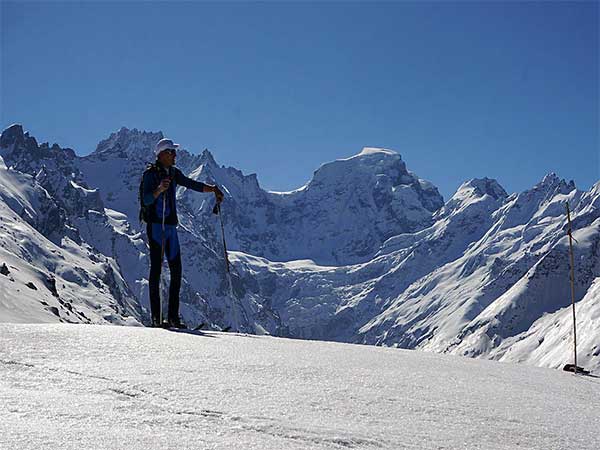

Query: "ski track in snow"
left=1, top=324, right=599, bottom=450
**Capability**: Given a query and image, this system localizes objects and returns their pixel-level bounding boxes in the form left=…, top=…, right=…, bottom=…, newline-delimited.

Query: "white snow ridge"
left=1, top=124, right=600, bottom=448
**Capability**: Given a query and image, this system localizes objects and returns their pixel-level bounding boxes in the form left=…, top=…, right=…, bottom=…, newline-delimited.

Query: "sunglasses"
left=164, top=148, right=177, bottom=155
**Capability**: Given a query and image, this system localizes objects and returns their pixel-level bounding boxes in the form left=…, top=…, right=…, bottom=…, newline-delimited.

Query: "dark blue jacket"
left=142, top=162, right=207, bottom=225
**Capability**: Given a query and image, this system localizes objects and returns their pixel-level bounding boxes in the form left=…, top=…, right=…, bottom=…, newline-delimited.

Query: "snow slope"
left=1, top=323, right=599, bottom=450
left=0, top=156, right=141, bottom=325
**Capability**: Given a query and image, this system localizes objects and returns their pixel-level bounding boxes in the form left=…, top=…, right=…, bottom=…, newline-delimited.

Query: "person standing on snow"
left=141, top=138, right=224, bottom=328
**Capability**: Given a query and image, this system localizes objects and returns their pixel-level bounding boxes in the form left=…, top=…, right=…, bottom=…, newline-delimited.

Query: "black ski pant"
left=147, top=223, right=182, bottom=325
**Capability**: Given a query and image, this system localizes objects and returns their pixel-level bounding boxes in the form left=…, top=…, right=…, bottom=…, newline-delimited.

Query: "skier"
left=141, top=138, right=224, bottom=328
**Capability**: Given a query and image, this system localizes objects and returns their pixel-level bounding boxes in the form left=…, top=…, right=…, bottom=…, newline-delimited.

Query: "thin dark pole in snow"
left=213, top=201, right=246, bottom=331
left=566, top=202, right=577, bottom=372
left=160, top=192, right=167, bottom=325
left=215, top=202, right=230, bottom=273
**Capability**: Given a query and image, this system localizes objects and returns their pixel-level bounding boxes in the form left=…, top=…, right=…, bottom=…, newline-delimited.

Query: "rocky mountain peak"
left=199, top=148, right=219, bottom=167
left=0, top=124, right=39, bottom=157
left=534, top=172, right=575, bottom=195
left=435, top=178, right=507, bottom=220
left=0, top=124, right=27, bottom=146
left=92, top=127, right=164, bottom=159
left=311, top=147, right=406, bottom=189
left=457, top=178, right=508, bottom=201
left=539, top=172, right=560, bottom=186
left=0, top=124, right=77, bottom=173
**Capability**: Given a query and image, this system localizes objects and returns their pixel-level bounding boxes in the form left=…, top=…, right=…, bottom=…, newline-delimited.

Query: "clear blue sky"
left=1, top=1, right=598, bottom=199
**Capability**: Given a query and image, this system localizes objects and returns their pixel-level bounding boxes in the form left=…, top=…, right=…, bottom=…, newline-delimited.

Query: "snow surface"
left=1, top=323, right=599, bottom=450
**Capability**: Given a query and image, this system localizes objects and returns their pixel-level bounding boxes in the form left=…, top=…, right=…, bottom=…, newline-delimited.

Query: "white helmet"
left=155, top=138, right=180, bottom=156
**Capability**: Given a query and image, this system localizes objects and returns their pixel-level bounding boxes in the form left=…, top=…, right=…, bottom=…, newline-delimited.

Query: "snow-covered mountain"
left=229, top=175, right=599, bottom=372
left=0, top=153, right=141, bottom=324
left=77, top=127, right=204, bottom=222
left=74, top=128, right=444, bottom=266
left=0, top=125, right=265, bottom=332
left=176, top=146, right=443, bottom=265
left=0, top=124, right=598, bottom=373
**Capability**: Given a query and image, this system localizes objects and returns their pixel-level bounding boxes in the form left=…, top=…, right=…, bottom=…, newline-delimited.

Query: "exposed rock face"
left=0, top=124, right=102, bottom=226
left=0, top=124, right=77, bottom=175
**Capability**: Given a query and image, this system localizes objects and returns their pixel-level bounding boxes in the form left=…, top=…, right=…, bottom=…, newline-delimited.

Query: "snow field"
left=1, top=323, right=599, bottom=450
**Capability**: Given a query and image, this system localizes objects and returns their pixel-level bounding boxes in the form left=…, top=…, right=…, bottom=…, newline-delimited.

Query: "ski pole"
left=212, top=199, right=250, bottom=332
left=212, top=199, right=241, bottom=331
left=160, top=191, right=166, bottom=325
left=213, top=201, right=230, bottom=273
left=566, top=202, right=579, bottom=373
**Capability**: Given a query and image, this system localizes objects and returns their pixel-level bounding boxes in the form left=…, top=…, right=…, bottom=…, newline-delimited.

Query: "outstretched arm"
left=174, top=169, right=206, bottom=192
left=175, top=169, right=224, bottom=202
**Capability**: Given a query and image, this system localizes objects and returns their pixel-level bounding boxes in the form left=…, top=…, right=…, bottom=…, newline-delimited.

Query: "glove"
left=214, top=186, right=224, bottom=203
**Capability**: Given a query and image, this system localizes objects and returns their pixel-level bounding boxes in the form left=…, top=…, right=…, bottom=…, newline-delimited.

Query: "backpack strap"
left=145, top=162, right=158, bottom=174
